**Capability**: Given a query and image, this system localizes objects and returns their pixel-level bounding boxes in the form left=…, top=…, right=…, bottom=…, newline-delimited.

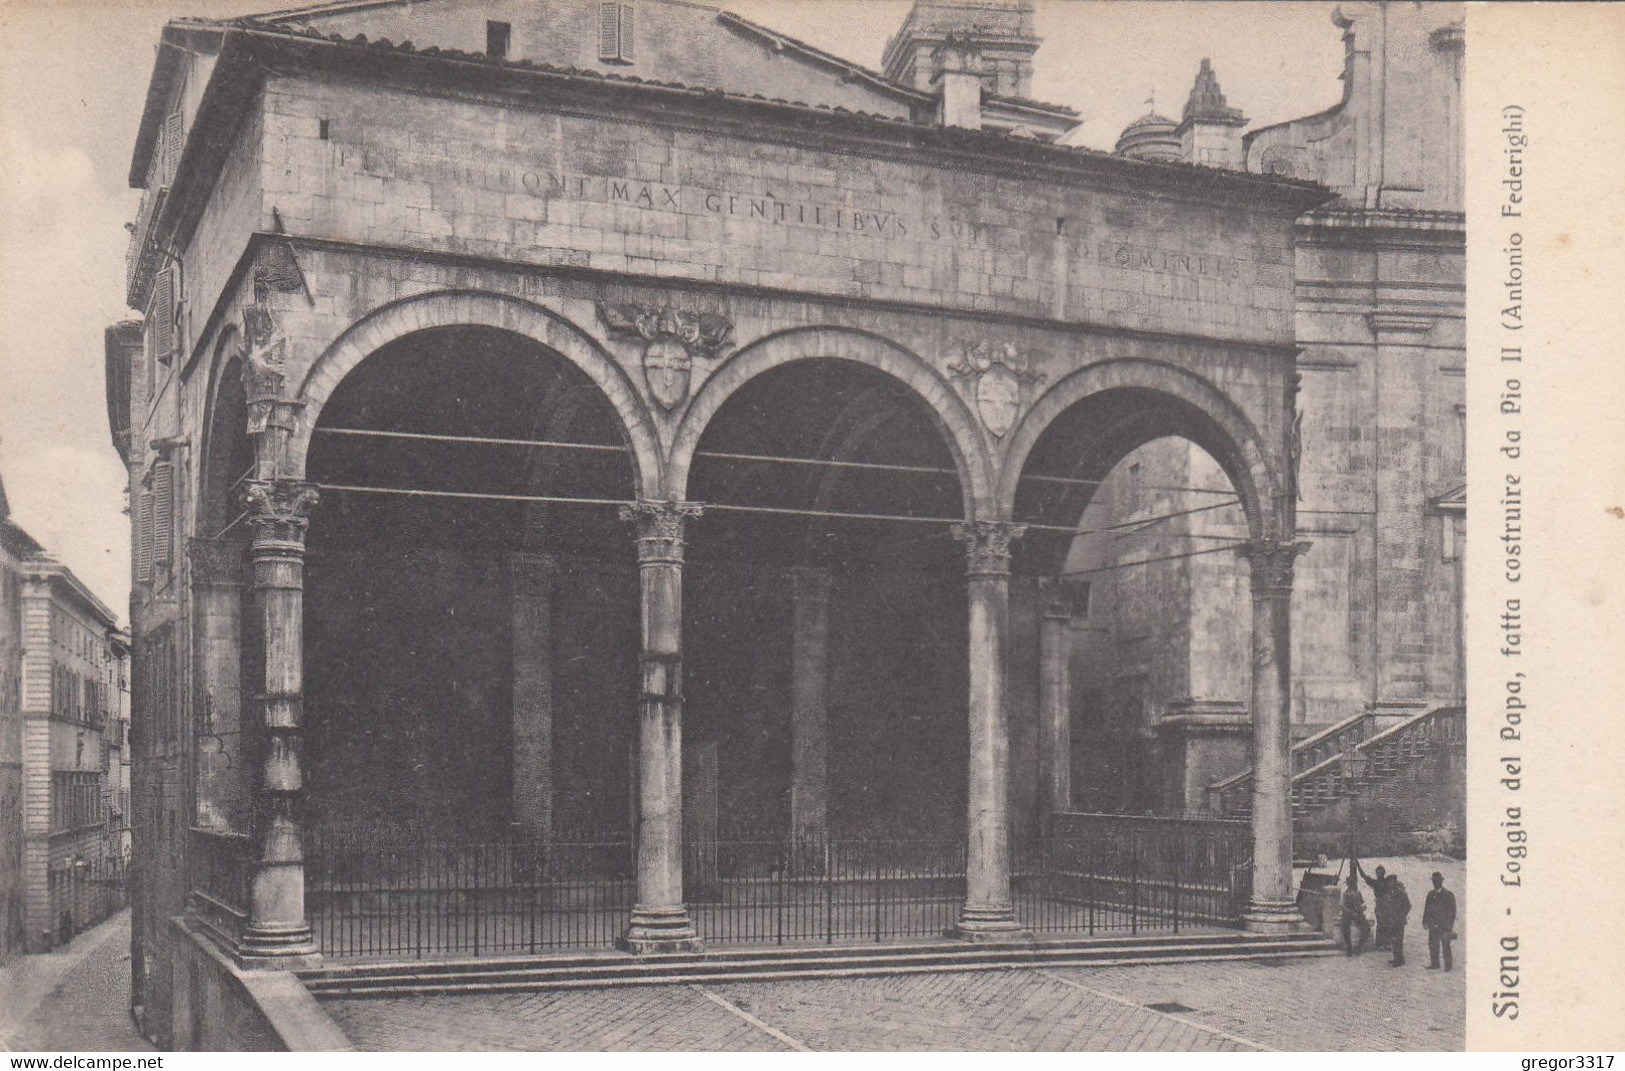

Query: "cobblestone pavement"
left=326, top=940, right=1464, bottom=1052
left=1, top=910, right=153, bottom=1052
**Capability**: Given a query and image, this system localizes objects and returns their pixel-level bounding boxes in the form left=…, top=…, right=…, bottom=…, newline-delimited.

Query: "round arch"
left=196, top=324, right=252, bottom=538
left=667, top=327, right=994, bottom=516
left=998, top=358, right=1286, bottom=540
left=289, top=290, right=662, bottom=496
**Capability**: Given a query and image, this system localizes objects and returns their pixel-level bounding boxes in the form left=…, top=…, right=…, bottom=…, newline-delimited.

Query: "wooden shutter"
left=151, top=268, right=174, bottom=365
left=152, top=462, right=174, bottom=571
left=137, top=488, right=155, bottom=584
left=598, top=2, right=620, bottom=61
left=618, top=3, right=635, bottom=62
left=163, top=109, right=183, bottom=186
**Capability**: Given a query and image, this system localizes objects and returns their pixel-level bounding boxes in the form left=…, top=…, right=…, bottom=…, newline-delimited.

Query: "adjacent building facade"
left=0, top=473, right=131, bottom=960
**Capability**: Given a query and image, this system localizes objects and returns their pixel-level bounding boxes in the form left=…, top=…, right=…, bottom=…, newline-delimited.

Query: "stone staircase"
left=298, top=930, right=1336, bottom=999
left=1207, top=706, right=1466, bottom=822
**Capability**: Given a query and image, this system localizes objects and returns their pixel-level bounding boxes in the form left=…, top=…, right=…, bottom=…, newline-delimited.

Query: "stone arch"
left=197, top=324, right=252, bottom=538
left=667, top=327, right=993, bottom=516
left=289, top=290, right=661, bottom=496
left=998, top=357, right=1286, bottom=540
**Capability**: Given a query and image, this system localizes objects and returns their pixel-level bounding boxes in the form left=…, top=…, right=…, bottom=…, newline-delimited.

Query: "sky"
left=0, top=0, right=1346, bottom=620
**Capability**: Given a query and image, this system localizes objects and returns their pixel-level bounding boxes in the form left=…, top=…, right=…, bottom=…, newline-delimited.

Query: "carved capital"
left=951, top=520, right=1026, bottom=576
left=1039, top=577, right=1090, bottom=620
left=620, top=500, right=704, bottom=563
left=243, top=480, right=320, bottom=548
left=188, top=538, right=248, bottom=586
left=1236, top=539, right=1310, bottom=598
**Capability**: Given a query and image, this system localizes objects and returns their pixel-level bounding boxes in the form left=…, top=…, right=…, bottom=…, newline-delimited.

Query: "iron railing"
left=188, top=827, right=252, bottom=947
left=686, top=833, right=965, bottom=945
left=1208, top=705, right=1466, bottom=820
left=1030, top=813, right=1252, bottom=932
left=303, top=815, right=1251, bottom=959
left=305, top=826, right=634, bottom=959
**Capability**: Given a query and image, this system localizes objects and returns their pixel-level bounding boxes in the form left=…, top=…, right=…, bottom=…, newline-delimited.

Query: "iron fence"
left=188, top=827, right=252, bottom=947
left=686, top=833, right=965, bottom=945
left=302, top=815, right=1252, bottom=959
left=306, top=826, right=634, bottom=959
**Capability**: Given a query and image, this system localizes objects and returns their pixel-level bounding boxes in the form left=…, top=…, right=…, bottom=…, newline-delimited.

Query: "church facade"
left=103, top=0, right=1465, bottom=1048
left=1075, top=1, right=1465, bottom=822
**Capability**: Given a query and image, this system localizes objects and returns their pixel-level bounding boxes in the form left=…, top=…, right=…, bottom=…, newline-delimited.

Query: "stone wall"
left=256, top=76, right=1295, bottom=348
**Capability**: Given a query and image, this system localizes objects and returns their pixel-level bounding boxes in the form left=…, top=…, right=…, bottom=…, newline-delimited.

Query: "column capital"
left=242, top=480, right=320, bottom=548
left=620, top=499, right=703, bottom=563
left=1038, top=577, right=1090, bottom=620
left=189, top=538, right=247, bottom=586
left=951, top=520, right=1026, bottom=577
left=1236, top=538, right=1310, bottom=598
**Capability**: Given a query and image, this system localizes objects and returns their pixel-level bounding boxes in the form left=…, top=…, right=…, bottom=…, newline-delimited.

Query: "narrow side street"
left=1, top=910, right=152, bottom=1052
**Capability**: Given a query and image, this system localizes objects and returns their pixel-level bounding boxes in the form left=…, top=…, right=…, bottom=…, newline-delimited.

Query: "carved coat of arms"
left=947, top=341, right=1047, bottom=439
left=596, top=301, right=734, bottom=411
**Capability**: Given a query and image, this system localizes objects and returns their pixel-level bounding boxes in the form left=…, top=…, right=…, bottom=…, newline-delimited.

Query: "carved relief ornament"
left=596, top=301, right=734, bottom=411
left=946, top=341, right=1047, bottom=439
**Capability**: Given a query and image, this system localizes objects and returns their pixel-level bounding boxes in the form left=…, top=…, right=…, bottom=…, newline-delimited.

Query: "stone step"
left=300, top=932, right=1335, bottom=998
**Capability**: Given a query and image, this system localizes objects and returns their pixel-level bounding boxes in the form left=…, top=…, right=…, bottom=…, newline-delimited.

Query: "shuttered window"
left=598, top=2, right=634, bottom=63
left=136, top=488, right=155, bottom=584
left=162, top=109, right=183, bottom=186
left=152, top=461, right=175, bottom=573
left=151, top=268, right=174, bottom=366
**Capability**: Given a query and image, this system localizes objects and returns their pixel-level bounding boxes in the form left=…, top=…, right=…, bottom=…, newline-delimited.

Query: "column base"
left=236, top=923, right=323, bottom=970
left=617, top=906, right=704, bottom=954
left=1242, top=898, right=1308, bottom=934
left=951, top=905, right=1032, bottom=942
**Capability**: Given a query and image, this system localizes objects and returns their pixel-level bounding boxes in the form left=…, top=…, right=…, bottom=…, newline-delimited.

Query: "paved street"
left=326, top=933, right=1463, bottom=1051
left=1, top=910, right=153, bottom=1052
left=3, top=861, right=1464, bottom=1052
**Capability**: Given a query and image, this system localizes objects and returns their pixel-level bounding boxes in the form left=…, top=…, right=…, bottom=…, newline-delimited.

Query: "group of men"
left=1338, top=860, right=1457, bottom=970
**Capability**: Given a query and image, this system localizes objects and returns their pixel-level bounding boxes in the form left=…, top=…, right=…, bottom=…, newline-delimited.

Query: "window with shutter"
left=153, top=462, right=175, bottom=573
left=598, top=2, right=619, bottom=60
left=599, top=1, right=634, bottom=62
left=163, top=110, right=183, bottom=187
left=619, top=3, right=635, bottom=62
left=151, top=268, right=174, bottom=366
left=137, top=488, right=155, bottom=584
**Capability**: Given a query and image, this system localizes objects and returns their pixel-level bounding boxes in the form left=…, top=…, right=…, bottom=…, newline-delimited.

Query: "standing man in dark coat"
left=1386, top=876, right=1412, bottom=966
left=1356, top=860, right=1394, bottom=951
left=1423, top=871, right=1458, bottom=970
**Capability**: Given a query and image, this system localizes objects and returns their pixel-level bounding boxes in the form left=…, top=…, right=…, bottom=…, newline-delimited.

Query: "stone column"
left=951, top=520, right=1027, bottom=939
left=788, top=567, right=832, bottom=842
left=239, top=479, right=321, bottom=965
left=1238, top=538, right=1310, bottom=932
left=190, top=539, right=249, bottom=834
left=618, top=500, right=703, bottom=953
left=1038, top=579, right=1087, bottom=818
left=510, top=552, right=555, bottom=841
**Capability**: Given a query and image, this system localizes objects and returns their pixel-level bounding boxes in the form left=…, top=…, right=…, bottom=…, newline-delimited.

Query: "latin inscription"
left=334, top=145, right=1244, bottom=280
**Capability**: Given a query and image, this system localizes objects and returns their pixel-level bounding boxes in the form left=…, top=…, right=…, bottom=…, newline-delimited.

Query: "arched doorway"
left=297, top=322, right=646, bottom=954
left=1004, top=371, right=1296, bottom=931
left=678, top=357, right=972, bottom=941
